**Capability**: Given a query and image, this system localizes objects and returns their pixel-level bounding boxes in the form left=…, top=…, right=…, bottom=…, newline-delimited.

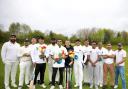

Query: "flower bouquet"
left=54, top=50, right=65, bottom=64
left=38, top=45, right=47, bottom=59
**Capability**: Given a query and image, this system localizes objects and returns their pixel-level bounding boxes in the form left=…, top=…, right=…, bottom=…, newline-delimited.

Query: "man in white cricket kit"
left=82, top=39, right=92, bottom=86
left=1, top=34, right=20, bottom=89
left=18, top=39, right=32, bottom=88
left=46, top=38, right=59, bottom=85
left=74, top=39, right=84, bottom=89
left=50, top=39, right=68, bottom=89
left=88, top=41, right=99, bottom=89
left=97, top=42, right=106, bottom=87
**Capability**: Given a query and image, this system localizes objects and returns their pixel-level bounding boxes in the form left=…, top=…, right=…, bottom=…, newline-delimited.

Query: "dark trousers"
left=34, top=63, right=46, bottom=85
left=52, top=67, right=64, bottom=86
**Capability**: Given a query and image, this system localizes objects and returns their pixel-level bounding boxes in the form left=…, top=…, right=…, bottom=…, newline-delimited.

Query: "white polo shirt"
left=89, top=48, right=99, bottom=63
left=114, top=49, right=126, bottom=66
left=31, top=43, right=47, bottom=63
left=103, top=49, right=115, bottom=64
left=51, top=45, right=68, bottom=68
left=1, top=41, right=20, bottom=63
left=74, top=45, right=84, bottom=63
left=82, top=45, right=92, bottom=63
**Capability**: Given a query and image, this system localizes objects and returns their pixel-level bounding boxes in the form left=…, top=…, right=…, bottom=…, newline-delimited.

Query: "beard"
left=10, top=39, right=16, bottom=43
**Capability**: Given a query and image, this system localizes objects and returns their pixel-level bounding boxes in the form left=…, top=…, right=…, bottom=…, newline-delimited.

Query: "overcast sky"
left=0, top=0, right=128, bottom=36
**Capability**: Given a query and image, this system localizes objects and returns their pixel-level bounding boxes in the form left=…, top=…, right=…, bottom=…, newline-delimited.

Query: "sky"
left=0, top=0, right=128, bottom=36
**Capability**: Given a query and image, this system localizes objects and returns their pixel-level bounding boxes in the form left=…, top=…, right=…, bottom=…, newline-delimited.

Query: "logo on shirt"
left=74, top=55, right=78, bottom=60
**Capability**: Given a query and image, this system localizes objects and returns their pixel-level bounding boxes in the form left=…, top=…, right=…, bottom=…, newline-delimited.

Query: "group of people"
left=1, top=34, right=127, bottom=89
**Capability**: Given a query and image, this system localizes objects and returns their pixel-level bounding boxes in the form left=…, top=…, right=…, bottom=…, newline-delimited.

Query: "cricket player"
left=73, top=39, right=84, bottom=89
left=97, top=42, right=106, bottom=87
left=88, top=41, right=99, bottom=89
left=1, top=34, right=20, bottom=89
left=50, top=39, right=68, bottom=89
left=31, top=36, right=47, bottom=89
left=18, top=39, right=32, bottom=88
left=82, top=39, right=92, bottom=86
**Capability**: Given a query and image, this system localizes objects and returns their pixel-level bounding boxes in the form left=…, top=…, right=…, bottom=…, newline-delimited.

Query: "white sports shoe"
left=50, top=85, right=55, bottom=89
left=33, top=85, right=35, bottom=89
left=90, top=84, right=93, bottom=89
left=114, top=85, right=118, bottom=89
left=99, top=84, right=103, bottom=87
left=5, top=86, right=10, bottom=89
left=95, top=85, right=99, bottom=89
left=11, top=83, right=17, bottom=87
left=74, top=84, right=78, bottom=87
left=40, top=84, right=47, bottom=88
left=59, top=85, right=63, bottom=89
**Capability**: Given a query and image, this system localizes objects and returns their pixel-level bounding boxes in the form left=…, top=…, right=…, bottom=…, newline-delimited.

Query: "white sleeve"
left=123, top=50, right=126, bottom=58
left=30, top=47, right=36, bottom=63
left=1, top=43, right=7, bottom=63
left=64, top=47, right=68, bottom=55
left=45, top=47, right=50, bottom=58
left=17, top=47, right=23, bottom=57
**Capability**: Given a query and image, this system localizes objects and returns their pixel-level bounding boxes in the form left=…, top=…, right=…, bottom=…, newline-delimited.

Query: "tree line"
left=0, top=22, right=128, bottom=45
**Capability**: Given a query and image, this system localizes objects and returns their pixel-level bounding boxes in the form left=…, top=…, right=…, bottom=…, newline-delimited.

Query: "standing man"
left=18, top=39, right=31, bottom=88
left=114, top=43, right=127, bottom=89
left=82, top=39, right=92, bottom=86
left=31, top=36, right=47, bottom=89
left=46, top=38, right=59, bottom=85
left=88, top=41, right=99, bottom=89
left=50, top=39, right=68, bottom=89
left=73, top=39, right=84, bottom=89
left=1, top=34, right=20, bottom=89
left=64, top=40, right=74, bottom=89
left=29, top=37, right=40, bottom=84
left=29, top=37, right=37, bottom=80
left=102, top=43, right=115, bottom=89
left=97, top=42, right=106, bottom=88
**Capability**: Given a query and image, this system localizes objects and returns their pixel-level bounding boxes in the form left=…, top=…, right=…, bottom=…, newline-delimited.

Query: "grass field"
left=0, top=44, right=128, bottom=89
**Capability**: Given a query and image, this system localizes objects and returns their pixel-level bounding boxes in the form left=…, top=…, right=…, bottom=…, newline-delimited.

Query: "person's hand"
left=33, top=62, right=36, bottom=67
left=23, top=53, right=30, bottom=57
left=116, top=63, right=119, bottom=66
left=92, top=63, right=96, bottom=67
left=39, top=54, right=46, bottom=59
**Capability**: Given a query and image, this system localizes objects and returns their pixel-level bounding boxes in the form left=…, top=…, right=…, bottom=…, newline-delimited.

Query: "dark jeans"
left=34, top=63, right=46, bottom=85
left=52, top=67, right=64, bottom=86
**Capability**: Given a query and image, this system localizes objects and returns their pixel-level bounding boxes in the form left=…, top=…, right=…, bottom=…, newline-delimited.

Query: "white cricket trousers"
left=29, top=61, right=34, bottom=80
left=98, top=62, right=103, bottom=85
left=89, top=63, right=99, bottom=86
left=4, top=61, right=19, bottom=87
left=19, top=61, right=32, bottom=86
left=83, top=64, right=90, bottom=83
left=74, top=61, right=83, bottom=89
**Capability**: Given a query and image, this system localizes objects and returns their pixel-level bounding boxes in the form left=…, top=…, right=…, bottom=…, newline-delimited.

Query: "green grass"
left=0, top=45, right=128, bottom=89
